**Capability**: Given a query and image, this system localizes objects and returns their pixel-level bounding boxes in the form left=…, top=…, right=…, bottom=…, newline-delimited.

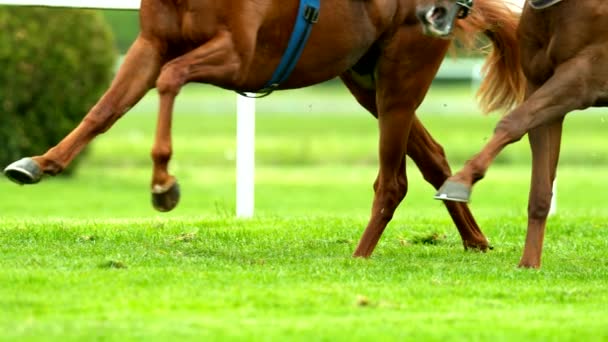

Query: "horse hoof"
left=151, top=180, right=180, bottom=212
left=434, top=180, right=471, bottom=202
left=3, top=158, right=43, bottom=185
left=518, top=261, right=540, bottom=269
left=464, top=241, right=493, bottom=252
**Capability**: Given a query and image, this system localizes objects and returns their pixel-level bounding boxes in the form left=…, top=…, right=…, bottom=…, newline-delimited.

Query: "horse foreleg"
left=436, top=57, right=598, bottom=203
left=353, top=115, right=410, bottom=257
left=4, top=37, right=162, bottom=184
left=340, top=74, right=408, bottom=257
left=150, top=31, right=242, bottom=212
left=352, top=26, right=454, bottom=257
left=341, top=73, right=489, bottom=252
left=519, top=119, right=563, bottom=268
left=408, top=119, right=490, bottom=251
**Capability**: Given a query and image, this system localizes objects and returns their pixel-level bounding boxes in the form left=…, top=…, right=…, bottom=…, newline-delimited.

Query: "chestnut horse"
left=4, top=0, right=521, bottom=258
left=419, top=0, right=608, bottom=267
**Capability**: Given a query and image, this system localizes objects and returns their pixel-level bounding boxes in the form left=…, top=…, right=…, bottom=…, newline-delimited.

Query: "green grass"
left=1, top=85, right=608, bottom=341
left=2, top=216, right=607, bottom=341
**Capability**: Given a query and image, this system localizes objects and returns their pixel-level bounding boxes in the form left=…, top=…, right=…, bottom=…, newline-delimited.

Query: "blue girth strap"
left=247, top=0, right=320, bottom=97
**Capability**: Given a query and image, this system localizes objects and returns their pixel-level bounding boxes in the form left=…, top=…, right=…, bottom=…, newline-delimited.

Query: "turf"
left=1, top=85, right=608, bottom=341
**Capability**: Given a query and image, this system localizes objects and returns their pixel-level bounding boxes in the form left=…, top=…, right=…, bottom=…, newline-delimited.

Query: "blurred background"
left=1, top=6, right=608, bottom=221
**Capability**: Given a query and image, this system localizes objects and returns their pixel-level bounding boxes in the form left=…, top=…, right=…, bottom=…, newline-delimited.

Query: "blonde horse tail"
left=453, top=0, right=525, bottom=114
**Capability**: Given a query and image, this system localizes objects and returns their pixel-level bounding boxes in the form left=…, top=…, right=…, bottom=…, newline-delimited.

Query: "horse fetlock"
left=151, top=176, right=177, bottom=194
left=151, top=146, right=172, bottom=164
left=471, top=170, right=485, bottom=184
left=464, top=160, right=486, bottom=184
left=373, top=196, right=402, bottom=221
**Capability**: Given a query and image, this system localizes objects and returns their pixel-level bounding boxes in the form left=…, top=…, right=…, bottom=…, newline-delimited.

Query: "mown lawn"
left=1, top=85, right=607, bottom=341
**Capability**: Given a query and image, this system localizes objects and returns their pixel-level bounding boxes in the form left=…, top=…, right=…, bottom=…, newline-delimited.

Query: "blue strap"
left=262, top=0, right=320, bottom=91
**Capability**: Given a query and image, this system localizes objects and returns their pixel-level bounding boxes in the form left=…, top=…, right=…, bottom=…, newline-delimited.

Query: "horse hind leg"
left=407, top=119, right=489, bottom=251
left=149, top=30, right=244, bottom=212
left=519, top=119, right=563, bottom=268
left=4, top=37, right=163, bottom=185
left=436, top=57, right=599, bottom=203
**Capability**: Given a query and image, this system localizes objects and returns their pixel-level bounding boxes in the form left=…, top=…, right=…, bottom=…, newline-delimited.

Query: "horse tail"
left=453, top=0, right=525, bottom=114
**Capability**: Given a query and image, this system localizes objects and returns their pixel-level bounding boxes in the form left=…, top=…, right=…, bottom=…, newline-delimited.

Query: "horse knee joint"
left=528, top=192, right=553, bottom=220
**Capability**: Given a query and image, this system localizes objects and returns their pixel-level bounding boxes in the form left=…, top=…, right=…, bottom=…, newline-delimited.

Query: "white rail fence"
left=0, top=0, right=556, bottom=217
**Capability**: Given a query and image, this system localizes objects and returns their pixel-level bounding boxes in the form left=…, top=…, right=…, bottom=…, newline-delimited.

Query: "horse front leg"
left=340, top=74, right=411, bottom=257
left=340, top=73, right=489, bottom=252
left=519, top=119, right=563, bottom=268
left=149, top=30, right=243, bottom=211
left=4, top=37, right=162, bottom=184
left=353, top=26, right=457, bottom=257
left=353, top=109, right=412, bottom=257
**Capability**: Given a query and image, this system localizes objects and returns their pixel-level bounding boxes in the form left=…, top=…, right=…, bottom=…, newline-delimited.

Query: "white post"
left=236, top=94, right=255, bottom=218
left=549, top=178, right=557, bottom=216
left=471, top=62, right=483, bottom=93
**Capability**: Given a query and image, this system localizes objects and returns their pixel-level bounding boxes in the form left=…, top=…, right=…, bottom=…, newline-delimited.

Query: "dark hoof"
left=3, top=158, right=43, bottom=185
left=434, top=180, right=471, bottom=203
left=152, top=181, right=180, bottom=212
left=464, top=242, right=494, bottom=252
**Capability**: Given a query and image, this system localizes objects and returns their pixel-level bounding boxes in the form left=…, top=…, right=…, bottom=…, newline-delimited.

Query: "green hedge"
left=0, top=8, right=117, bottom=172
